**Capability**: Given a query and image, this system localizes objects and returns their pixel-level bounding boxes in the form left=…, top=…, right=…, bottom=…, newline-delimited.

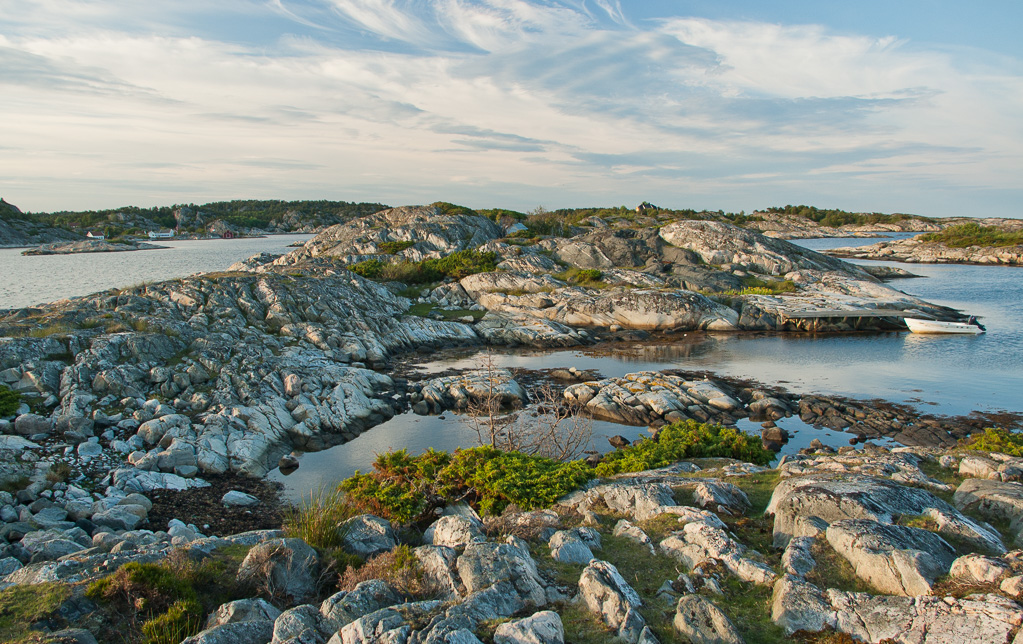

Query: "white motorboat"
left=904, top=317, right=986, bottom=334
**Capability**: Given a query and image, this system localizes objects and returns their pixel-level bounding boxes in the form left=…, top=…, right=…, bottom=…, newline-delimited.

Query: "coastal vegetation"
left=349, top=249, right=498, bottom=284
left=0, top=385, right=20, bottom=416
left=919, top=223, right=1023, bottom=248
left=341, top=447, right=593, bottom=522
left=594, top=420, right=775, bottom=476
left=763, top=204, right=921, bottom=227
left=962, top=427, right=1023, bottom=456
left=85, top=548, right=250, bottom=644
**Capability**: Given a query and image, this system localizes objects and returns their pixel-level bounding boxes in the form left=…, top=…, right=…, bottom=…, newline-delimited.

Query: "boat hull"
left=905, top=318, right=985, bottom=334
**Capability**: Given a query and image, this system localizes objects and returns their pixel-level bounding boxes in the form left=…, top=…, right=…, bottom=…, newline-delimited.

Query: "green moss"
left=0, top=583, right=72, bottom=643
left=595, top=421, right=774, bottom=476
left=405, top=303, right=485, bottom=321
left=0, top=385, right=20, bottom=417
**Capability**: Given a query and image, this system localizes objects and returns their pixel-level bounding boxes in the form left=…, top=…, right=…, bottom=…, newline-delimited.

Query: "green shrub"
left=962, top=427, right=1023, bottom=457
left=350, top=258, right=384, bottom=279
left=349, top=249, right=495, bottom=285
left=595, top=420, right=773, bottom=476
left=444, top=446, right=593, bottom=516
left=0, top=386, right=20, bottom=417
left=919, top=223, right=1023, bottom=248
left=381, top=261, right=441, bottom=284
left=425, top=249, right=497, bottom=280
left=378, top=240, right=415, bottom=254
left=341, top=446, right=593, bottom=523
left=555, top=267, right=608, bottom=288
left=430, top=202, right=479, bottom=218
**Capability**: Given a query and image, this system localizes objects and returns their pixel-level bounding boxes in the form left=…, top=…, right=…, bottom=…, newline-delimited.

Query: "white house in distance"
left=85, top=231, right=105, bottom=240
left=148, top=230, right=175, bottom=239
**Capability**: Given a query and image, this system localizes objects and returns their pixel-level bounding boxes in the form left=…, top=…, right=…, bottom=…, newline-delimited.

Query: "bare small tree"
left=462, top=349, right=592, bottom=461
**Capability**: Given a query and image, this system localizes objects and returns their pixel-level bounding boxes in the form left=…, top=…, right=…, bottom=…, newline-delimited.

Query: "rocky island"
left=22, top=240, right=167, bottom=256
left=0, top=203, right=1020, bottom=644
left=826, top=220, right=1023, bottom=266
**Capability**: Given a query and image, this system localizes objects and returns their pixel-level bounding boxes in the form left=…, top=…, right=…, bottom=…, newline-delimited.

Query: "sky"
left=2, top=1, right=1022, bottom=217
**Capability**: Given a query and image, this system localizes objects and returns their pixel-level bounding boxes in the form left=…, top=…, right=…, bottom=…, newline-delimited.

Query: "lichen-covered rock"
left=949, top=554, right=1010, bottom=585
left=673, top=594, right=744, bottom=644
left=660, top=522, right=777, bottom=586
left=207, top=598, right=282, bottom=628
left=320, top=580, right=402, bottom=631
left=548, top=530, right=595, bottom=564
left=181, top=620, right=275, bottom=644
left=456, top=542, right=546, bottom=607
left=771, top=574, right=835, bottom=636
left=493, top=610, right=564, bottom=644
left=272, top=604, right=327, bottom=644
left=825, top=519, right=956, bottom=596
left=414, top=545, right=463, bottom=600
left=423, top=515, right=486, bottom=549
left=237, top=538, right=319, bottom=603
left=767, top=474, right=1001, bottom=551
left=828, top=590, right=1023, bottom=644
left=612, top=520, right=655, bottom=555
left=577, top=560, right=653, bottom=644
left=954, top=478, right=1023, bottom=545
left=340, top=515, right=397, bottom=558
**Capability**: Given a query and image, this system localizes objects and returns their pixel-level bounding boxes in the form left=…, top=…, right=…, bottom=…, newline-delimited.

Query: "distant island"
left=21, top=240, right=167, bottom=255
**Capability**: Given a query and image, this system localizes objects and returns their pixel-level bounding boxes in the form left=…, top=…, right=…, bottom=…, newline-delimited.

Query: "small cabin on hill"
left=85, top=231, right=105, bottom=240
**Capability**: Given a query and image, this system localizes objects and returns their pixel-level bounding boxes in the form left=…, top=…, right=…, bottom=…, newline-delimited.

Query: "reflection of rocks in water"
left=582, top=337, right=718, bottom=363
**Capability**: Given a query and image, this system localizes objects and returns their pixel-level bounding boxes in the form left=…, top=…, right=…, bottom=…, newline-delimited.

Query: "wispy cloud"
left=0, top=1, right=1020, bottom=216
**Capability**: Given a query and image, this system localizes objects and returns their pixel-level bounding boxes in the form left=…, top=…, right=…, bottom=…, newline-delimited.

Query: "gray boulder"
left=320, top=579, right=401, bottom=631
left=206, top=598, right=282, bottom=628
left=548, top=530, right=594, bottom=564
left=456, top=541, right=546, bottom=607
left=238, top=538, right=320, bottom=603
left=771, top=574, right=835, bottom=636
left=272, top=605, right=327, bottom=644
left=340, top=515, right=397, bottom=558
left=14, top=413, right=52, bottom=436
left=223, top=491, right=260, bottom=507
left=493, top=610, right=564, bottom=644
left=673, top=594, right=744, bottom=644
left=954, top=478, right=1023, bottom=545
left=423, top=515, right=485, bottom=549
left=825, top=519, right=956, bottom=596
left=181, top=621, right=274, bottom=644
left=577, top=560, right=652, bottom=644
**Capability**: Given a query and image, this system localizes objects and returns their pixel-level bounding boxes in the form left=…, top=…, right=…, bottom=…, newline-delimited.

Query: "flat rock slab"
left=767, top=474, right=999, bottom=551
left=826, top=519, right=956, bottom=596
left=828, top=590, right=1023, bottom=644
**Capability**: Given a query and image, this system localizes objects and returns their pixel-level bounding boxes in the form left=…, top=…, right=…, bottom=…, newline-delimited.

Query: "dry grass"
left=338, top=545, right=442, bottom=600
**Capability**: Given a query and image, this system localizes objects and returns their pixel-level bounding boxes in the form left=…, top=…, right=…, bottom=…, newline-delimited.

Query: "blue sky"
left=2, top=1, right=1021, bottom=217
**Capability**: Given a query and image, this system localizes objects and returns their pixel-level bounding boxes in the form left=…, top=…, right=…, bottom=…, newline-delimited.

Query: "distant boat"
left=905, top=317, right=986, bottom=334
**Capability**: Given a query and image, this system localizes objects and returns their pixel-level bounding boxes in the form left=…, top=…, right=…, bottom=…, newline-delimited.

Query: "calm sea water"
left=0, top=235, right=313, bottom=310
left=1, top=231, right=1017, bottom=498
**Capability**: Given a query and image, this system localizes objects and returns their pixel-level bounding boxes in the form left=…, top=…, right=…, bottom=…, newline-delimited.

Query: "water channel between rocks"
left=270, top=235, right=1023, bottom=501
